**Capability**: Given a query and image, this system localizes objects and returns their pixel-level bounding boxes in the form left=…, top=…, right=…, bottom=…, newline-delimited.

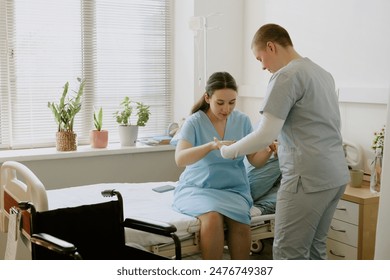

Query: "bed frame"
left=1, top=160, right=275, bottom=259
left=148, top=216, right=275, bottom=258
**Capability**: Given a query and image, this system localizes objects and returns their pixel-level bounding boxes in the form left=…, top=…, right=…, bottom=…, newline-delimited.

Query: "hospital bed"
left=1, top=161, right=276, bottom=259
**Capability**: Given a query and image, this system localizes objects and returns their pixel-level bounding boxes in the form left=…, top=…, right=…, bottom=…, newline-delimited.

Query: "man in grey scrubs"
left=218, top=23, right=350, bottom=259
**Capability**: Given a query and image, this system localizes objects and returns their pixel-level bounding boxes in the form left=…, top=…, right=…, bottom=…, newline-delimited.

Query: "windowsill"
left=0, top=143, right=175, bottom=163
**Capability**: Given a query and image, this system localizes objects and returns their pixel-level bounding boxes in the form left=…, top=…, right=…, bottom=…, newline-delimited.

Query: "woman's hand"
left=175, top=139, right=220, bottom=167
left=268, top=141, right=278, bottom=157
left=213, top=137, right=235, bottom=149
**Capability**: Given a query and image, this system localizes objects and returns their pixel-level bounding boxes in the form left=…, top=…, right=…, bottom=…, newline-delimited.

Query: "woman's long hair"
left=191, top=72, right=238, bottom=114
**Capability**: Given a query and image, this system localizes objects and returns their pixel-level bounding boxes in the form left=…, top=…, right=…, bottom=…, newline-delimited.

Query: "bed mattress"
left=47, top=182, right=273, bottom=248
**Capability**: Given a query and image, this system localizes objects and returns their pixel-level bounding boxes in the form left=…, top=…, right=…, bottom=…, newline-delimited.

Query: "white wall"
left=173, top=0, right=244, bottom=121
left=173, top=0, right=195, bottom=122
left=0, top=150, right=183, bottom=190
left=194, top=0, right=244, bottom=86
left=174, top=0, right=390, bottom=172
left=238, top=0, right=390, bottom=173
left=242, top=0, right=390, bottom=87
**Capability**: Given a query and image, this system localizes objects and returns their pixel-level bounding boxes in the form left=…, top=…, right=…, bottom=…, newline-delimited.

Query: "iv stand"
left=189, top=13, right=222, bottom=87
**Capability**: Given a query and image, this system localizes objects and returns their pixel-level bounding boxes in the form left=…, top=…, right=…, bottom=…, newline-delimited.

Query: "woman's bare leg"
left=225, top=218, right=251, bottom=260
left=198, top=212, right=225, bottom=259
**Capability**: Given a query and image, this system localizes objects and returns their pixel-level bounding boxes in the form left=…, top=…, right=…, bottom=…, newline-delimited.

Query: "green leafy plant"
left=114, top=96, right=150, bottom=127
left=93, top=107, right=103, bottom=131
left=48, top=77, right=85, bottom=132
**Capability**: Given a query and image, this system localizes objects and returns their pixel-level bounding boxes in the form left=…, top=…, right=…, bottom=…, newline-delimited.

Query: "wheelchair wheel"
left=251, top=239, right=264, bottom=253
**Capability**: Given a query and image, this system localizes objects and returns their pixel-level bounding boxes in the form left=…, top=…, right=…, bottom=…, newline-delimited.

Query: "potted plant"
left=90, top=107, right=109, bottom=148
left=114, top=96, right=150, bottom=146
left=370, top=125, right=385, bottom=193
left=48, top=77, right=85, bottom=151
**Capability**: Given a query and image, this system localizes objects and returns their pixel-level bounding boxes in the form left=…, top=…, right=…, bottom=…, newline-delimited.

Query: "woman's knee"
left=198, top=211, right=224, bottom=228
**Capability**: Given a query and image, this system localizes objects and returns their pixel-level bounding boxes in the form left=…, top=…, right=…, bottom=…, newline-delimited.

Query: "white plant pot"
left=118, top=125, right=139, bottom=147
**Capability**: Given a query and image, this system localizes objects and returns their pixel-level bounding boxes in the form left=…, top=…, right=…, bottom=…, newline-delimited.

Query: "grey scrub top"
left=261, top=57, right=350, bottom=193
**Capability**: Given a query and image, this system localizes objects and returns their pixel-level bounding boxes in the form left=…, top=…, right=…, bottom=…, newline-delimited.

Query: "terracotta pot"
left=56, top=131, right=77, bottom=151
left=90, top=130, right=109, bottom=148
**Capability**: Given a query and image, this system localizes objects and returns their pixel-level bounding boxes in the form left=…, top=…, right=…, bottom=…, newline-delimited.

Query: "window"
left=0, top=0, right=172, bottom=149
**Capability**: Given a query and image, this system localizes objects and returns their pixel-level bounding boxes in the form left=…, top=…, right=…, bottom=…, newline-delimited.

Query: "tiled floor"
left=182, top=238, right=273, bottom=260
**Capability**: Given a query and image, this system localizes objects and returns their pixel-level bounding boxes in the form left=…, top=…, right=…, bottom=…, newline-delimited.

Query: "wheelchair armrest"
left=123, top=218, right=182, bottom=260
left=123, top=217, right=177, bottom=237
left=31, top=233, right=82, bottom=259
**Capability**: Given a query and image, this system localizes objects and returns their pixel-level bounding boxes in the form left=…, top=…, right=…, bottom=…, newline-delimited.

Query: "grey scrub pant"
left=273, top=180, right=346, bottom=260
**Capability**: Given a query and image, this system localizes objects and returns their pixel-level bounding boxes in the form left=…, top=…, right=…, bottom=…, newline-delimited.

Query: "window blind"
left=0, top=0, right=9, bottom=148
left=0, top=0, right=172, bottom=149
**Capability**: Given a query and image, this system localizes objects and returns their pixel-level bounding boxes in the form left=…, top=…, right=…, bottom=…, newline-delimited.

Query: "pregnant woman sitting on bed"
left=170, top=72, right=275, bottom=260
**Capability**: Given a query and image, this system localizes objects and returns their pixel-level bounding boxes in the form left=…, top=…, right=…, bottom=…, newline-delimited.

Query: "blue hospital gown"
left=170, top=110, right=253, bottom=225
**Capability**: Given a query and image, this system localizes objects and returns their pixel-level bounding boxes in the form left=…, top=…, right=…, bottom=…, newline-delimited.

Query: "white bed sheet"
left=47, top=181, right=273, bottom=248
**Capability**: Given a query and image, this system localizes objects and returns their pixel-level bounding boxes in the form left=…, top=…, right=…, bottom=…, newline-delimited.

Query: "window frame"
left=0, top=0, right=173, bottom=150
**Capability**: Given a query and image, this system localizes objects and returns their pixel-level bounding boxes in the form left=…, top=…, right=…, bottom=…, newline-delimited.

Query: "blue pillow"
left=245, top=157, right=281, bottom=201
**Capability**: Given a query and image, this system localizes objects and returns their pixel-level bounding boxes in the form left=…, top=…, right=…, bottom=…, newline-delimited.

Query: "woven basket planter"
left=56, top=131, right=77, bottom=151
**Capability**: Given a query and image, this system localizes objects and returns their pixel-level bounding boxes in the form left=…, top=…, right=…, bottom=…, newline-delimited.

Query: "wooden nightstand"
left=327, top=181, right=380, bottom=260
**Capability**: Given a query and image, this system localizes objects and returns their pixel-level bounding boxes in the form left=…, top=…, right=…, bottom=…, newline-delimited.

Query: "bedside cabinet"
left=327, top=182, right=379, bottom=260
